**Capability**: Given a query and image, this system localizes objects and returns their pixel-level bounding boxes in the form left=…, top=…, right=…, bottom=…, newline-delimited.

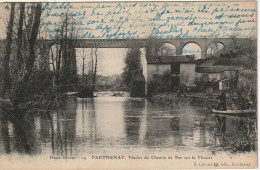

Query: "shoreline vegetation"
left=148, top=92, right=218, bottom=103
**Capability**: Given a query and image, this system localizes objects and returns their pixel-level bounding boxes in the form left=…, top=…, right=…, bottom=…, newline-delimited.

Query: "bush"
left=147, top=71, right=172, bottom=96
left=236, top=70, right=256, bottom=109
left=147, top=81, right=160, bottom=97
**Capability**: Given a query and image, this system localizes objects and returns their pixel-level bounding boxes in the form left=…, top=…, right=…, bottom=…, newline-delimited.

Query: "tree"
left=122, top=48, right=143, bottom=90
left=92, top=48, right=98, bottom=92
left=26, top=3, right=42, bottom=76
left=77, top=48, right=98, bottom=98
left=53, top=12, right=79, bottom=88
left=87, top=48, right=98, bottom=92
left=81, top=48, right=87, bottom=87
left=49, top=12, right=79, bottom=95
left=231, top=36, right=257, bottom=62
left=1, top=3, right=15, bottom=98
left=11, top=3, right=42, bottom=106
left=16, top=3, right=25, bottom=72
left=0, top=3, right=83, bottom=115
left=213, top=36, right=257, bottom=69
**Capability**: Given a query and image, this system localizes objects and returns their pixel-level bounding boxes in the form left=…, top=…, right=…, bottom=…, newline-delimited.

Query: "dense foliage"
left=122, top=48, right=143, bottom=90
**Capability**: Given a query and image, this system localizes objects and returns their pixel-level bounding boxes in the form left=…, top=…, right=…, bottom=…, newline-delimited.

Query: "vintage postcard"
left=0, top=1, right=257, bottom=169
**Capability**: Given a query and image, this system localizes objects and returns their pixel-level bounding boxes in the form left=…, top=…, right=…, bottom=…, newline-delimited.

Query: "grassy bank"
left=148, top=92, right=218, bottom=107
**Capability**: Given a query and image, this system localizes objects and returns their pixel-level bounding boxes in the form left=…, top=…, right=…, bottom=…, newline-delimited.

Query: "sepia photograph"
left=0, top=1, right=257, bottom=169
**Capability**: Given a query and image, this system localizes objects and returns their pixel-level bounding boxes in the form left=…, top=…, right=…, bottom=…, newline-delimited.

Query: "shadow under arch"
left=181, top=42, right=202, bottom=60
left=158, top=42, right=177, bottom=56
left=206, top=42, right=225, bottom=57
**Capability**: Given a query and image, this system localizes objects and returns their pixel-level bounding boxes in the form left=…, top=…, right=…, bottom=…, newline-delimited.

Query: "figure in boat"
left=212, top=90, right=256, bottom=115
left=217, top=91, right=226, bottom=111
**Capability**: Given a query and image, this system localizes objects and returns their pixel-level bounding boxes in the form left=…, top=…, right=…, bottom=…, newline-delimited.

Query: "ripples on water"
left=0, top=96, right=256, bottom=156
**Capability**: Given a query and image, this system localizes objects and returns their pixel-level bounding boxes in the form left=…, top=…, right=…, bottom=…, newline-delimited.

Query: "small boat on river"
left=212, top=109, right=256, bottom=115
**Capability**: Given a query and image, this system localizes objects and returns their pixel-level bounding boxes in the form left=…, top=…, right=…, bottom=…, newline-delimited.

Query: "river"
left=0, top=96, right=256, bottom=157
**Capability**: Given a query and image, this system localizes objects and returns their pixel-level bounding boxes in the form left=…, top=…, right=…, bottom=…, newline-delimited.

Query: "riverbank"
left=94, top=91, right=130, bottom=97
left=148, top=91, right=256, bottom=112
left=65, top=91, right=130, bottom=97
left=148, top=92, right=219, bottom=108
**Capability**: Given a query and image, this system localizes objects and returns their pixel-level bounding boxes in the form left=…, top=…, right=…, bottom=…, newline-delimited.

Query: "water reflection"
left=13, top=114, right=33, bottom=154
left=0, top=112, right=38, bottom=154
left=0, top=114, right=11, bottom=153
left=198, top=117, right=206, bottom=147
left=123, top=99, right=145, bottom=145
left=0, top=97, right=256, bottom=156
left=213, top=115, right=256, bottom=152
left=170, top=117, right=183, bottom=146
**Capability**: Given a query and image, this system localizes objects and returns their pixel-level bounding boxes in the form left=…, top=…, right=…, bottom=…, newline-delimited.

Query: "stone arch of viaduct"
left=41, top=38, right=246, bottom=61
left=150, top=38, right=237, bottom=58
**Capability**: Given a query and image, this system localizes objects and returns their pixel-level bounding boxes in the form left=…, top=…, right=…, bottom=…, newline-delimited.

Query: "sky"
left=182, top=43, right=201, bottom=60
left=76, top=48, right=147, bottom=77
left=76, top=48, right=126, bottom=76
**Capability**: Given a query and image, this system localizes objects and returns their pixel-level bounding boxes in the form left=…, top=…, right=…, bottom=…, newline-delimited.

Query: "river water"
left=0, top=96, right=256, bottom=157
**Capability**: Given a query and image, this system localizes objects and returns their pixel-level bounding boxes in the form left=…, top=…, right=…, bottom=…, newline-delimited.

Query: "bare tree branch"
left=1, top=3, right=15, bottom=98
